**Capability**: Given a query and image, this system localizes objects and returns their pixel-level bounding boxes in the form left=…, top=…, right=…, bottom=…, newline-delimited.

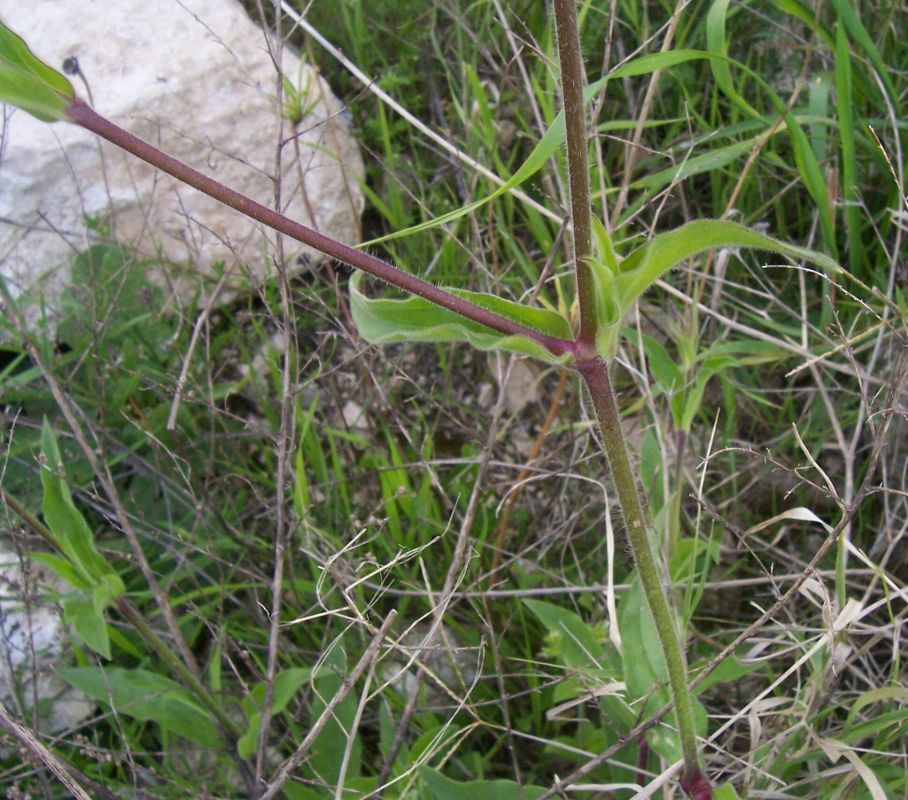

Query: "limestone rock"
left=0, top=0, right=364, bottom=334
left=0, top=544, right=94, bottom=736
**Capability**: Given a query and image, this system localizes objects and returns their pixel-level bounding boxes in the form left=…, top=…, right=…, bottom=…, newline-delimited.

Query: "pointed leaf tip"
left=0, top=20, right=75, bottom=121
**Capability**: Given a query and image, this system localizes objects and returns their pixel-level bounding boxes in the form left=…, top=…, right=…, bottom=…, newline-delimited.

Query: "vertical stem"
left=577, top=357, right=706, bottom=788
left=553, top=0, right=597, bottom=348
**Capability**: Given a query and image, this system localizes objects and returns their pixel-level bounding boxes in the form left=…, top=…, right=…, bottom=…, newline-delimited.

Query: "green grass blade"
left=706, top=0, right=837, bottom=256
left=835, top=19, right=864, bottom=274
left=832, top=0, right=899, bottom=107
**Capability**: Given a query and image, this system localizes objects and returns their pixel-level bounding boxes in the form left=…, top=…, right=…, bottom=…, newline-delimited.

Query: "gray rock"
left=0, top=0, right=364, bottom=334
left=0, top=544, right=94, bottom=736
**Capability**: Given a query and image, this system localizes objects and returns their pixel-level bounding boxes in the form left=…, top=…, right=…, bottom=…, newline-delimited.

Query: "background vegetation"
left=1, top=0, right=905, bottom=797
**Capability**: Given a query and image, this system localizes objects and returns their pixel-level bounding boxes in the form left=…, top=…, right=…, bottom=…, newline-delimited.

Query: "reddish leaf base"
left=681, top=767, right=713, bottom=800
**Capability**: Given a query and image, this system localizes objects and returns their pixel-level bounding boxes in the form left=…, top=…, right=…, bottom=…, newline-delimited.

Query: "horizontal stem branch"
left=65, top=100, right=574, bottom=360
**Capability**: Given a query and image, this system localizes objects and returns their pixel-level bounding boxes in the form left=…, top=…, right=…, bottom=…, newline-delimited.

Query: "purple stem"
left=65, top=100, right=575, bottom=360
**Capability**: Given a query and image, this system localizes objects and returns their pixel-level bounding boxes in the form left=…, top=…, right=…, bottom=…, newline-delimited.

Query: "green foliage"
left=350, top=272, right=572, bottom=364
left=0, top=20, right=74, bottom=121
left=1, top=0, right=903, bottom=797
left=420, top=766, right=547, bottom=800
left=40, top=419, right=124, bottom=658
left=60, top=667, right=221, bottom=747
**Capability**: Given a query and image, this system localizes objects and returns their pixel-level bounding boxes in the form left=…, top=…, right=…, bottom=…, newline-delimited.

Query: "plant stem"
left=576, top=356, right=705, bottom=788
left=64, top=100, right=574, bottom=361
left=553, top=0, right=596, bottom=349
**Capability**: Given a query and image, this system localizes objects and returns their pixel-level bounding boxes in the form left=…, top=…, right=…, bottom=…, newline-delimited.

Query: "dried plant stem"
left=259, top=610, right=397, bottom=800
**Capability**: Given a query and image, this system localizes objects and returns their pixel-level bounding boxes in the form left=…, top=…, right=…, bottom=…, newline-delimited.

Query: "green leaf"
left=28, top=550, right=92, bottom=590
left=629, top=138, right=758, bottom=193
left=309, top=644, right=361, bottom=786
left=714, top=784, right=744, bottom=800
left=831, top=0, right=899, bottom=107
left=63, top=592, right=112, bottom=659
left=595, top=220, right=842, bottom=357
left=0, top=21, right=74, bottom=121
left=637, top=333, right=683, bottom=393
left=350, top=273, right=573, bottom=365
left=40, top=419, right=118, bottom=587
left=617, top=577, right=707, bottom=762
left=705, top=0, right=836, bottom=254
left=835, top=19, right=863, bottom=275
left=238, top=667, right=323, bottom=759
left=617, top=579, right=667, bottom=703
left=523, top=599, right=615, bottom=677
left=420, top=767, right=547, bottom=800
left=60, top=667, right=220, bottom=747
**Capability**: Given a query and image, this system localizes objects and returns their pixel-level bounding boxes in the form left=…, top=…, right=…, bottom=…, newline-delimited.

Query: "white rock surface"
left=0, top=0, right=364, bottom=333
left=0, top=544, right=94, bottom=735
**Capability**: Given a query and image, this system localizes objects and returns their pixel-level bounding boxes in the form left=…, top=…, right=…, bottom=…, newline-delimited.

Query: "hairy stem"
left=576, top=357, right=705, bottom=789
left=553, top=0, right=596, bottom=349
left=64, top=100, right=574, bottom=360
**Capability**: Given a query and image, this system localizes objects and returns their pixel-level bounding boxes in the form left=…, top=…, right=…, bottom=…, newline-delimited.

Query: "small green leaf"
left=420, top=767, right=547, bottom=800
left=92, top=572, right=126, bottom=613
left=63, top=592, right=112, bottom=659
left=40, top=419, right=117, bottom=587
left=350, top=273, right=573, bottom=365
left=637, top=333, right=683, bottom=393
left=0, top=21, right=74, bottom=121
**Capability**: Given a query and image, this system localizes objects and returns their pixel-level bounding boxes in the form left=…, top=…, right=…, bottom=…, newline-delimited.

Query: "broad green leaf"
left=715, top=784, right=744, bottom=800
left=595, top=220, right=842, bottom=357
left=420, top=767, right=546, bottom=800
left=309, top=644, right=361, bottom=786
left=238, top=667, right=324, bottom=759
left=63, top=592, right=112, bottom=659
left=523, top=599, right=615, bottom=677
left=617, top=577, right=707, bottom=762
left=60, top=667, right=220, bottom=747
left=28, top=550, right=92, bottom=590
left=40, top=419, right=119, bottom=587
left=350, top=273, right=573, bottom=365
left=617, top=579, right=667, bottom=702
left=0, top=21, right=74, bottom=121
